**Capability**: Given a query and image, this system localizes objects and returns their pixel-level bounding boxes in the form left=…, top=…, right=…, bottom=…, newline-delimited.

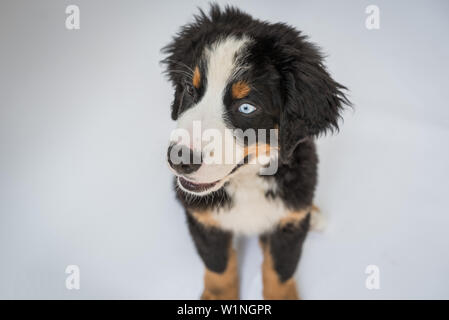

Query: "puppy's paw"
left=201, top=287, right=239, bottom=300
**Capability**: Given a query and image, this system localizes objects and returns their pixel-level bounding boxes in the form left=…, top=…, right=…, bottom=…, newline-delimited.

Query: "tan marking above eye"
left=193, top=66, right=201, bottom=88
left=232, top=81, right=251, bottom=99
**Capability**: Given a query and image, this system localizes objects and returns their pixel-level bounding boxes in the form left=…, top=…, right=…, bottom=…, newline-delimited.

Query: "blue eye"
left=238, top=103, right=257, bottom=114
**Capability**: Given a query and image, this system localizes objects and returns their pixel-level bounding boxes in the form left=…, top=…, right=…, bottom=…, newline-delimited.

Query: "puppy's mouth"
left=178, top=176, right=220, bottom=193
left=177, top=155, right=251, bottom=195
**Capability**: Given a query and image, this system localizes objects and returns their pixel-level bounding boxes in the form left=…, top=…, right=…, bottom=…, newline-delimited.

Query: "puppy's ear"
left=161, top=42, right=195, bottom=120
left=169, top=84, right=183, bottom=120
left=160, top=9, right=207, bottom=120
left=278, top=43, right=350, bottom=163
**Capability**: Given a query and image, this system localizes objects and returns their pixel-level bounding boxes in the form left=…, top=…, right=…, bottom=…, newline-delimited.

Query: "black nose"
left=167, top=144, right=202, bottom=174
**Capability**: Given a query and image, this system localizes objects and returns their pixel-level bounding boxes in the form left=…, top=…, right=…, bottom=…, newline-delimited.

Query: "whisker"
left=168, top=70, right=194, bottom=79
left=166, top=59, right=195, bottom=74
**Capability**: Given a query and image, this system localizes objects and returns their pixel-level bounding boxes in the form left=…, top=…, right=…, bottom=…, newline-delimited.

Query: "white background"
left=0, top=0, right=448, bottom=299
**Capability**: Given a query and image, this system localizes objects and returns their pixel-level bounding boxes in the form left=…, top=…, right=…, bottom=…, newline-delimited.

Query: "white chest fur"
left=212, top=166, right=289, bottom=235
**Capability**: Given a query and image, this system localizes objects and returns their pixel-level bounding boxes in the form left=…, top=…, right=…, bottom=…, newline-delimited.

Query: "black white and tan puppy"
left=162, top=5, right=349, bottom=300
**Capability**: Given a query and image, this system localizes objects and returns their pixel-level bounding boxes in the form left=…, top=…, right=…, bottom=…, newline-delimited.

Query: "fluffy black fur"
left=261, top=213, right=311, bottom=282
left=186, top=212, right=232, bottom=273
left=162, top=5, right=349, bottom=286
left=162, top=6, right=349, bottom=162
left=162, top=5, right=349, bottom=209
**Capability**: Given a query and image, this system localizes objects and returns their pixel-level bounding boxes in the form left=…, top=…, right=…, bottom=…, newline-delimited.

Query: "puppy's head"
left=162, top=5, right=349, bottom=196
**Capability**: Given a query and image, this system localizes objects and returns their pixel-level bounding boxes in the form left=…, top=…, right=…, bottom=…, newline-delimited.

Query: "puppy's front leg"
left=260, top=211, right=310, bottom=300
left=186, top=211, right=239, bottom=300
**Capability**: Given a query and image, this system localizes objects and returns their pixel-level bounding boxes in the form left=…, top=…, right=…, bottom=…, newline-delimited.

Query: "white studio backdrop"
left=0, top=0, right=448, bottom=299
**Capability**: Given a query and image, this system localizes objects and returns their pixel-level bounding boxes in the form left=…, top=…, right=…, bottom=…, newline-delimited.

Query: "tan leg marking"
left=191, top=211, right=237, bottom=300
left=260, top=239, right=299, bottom=300
left=279, top=208, right=310, bottom=228
left=260, top=209, right=312, bottom=300
left=191, top=211, right=220, bottom=228
left=202, top=248, right=239, bottom=300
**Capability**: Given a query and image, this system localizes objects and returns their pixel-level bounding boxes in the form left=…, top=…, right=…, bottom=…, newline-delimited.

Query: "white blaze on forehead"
left=203, top=36, right=249, bottom=100
left=173, top=36, right=250, bottom=185
left=176, top=36, right=250, bottom=135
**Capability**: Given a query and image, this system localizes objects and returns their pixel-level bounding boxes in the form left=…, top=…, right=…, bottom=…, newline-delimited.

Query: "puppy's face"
left=162, top=7, right=349, bottom=196
left=167, top=37, right=278, bottom=195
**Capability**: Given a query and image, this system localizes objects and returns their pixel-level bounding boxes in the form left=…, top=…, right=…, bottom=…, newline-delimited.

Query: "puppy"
left=162, top=5, right=349, bottom=300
